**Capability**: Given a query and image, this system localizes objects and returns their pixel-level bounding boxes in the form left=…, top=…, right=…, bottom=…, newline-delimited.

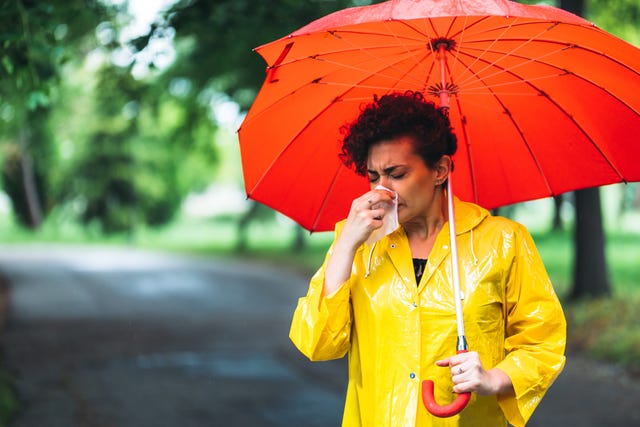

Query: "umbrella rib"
left=465, top=78, right=555, bottom=197
left=381, top=20, right=434, bottom=88
left=449, top=17, right=520, bottom=86
left=240, top=47, right=430, bottom=131
left=455, top=20, right=566, bottom=88
left=442, top=22, right=568, bottom=196
left=449, top=97, right=479, bottom=204
left=453, top=46, right=640, bottom=116
left=404, top=15, right=493, bottom=86
left=455, top=45, right=574, bottom=94
left=460, top=42, right=610, bottom=93
left=311, top=164, right=351, bottom=232
left=264, top=29, right=429, bottom=69
left=254, top=33, right=433, bottom=97
left=456, top=54, right=627, bottom=187
left=245, top=42, right=449, bottom=211
left=315, top=30, right=431, bottom=88
left=244, top=59, right=402, bottom=205
left=275, top=19, right=493, bottom=95
left=448, top=15, right=473, bottom=80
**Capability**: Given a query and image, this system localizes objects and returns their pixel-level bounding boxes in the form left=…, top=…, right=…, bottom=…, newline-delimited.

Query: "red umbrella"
left=238, top=0, right=640, bottom=233
left=237, top=0, right=640, bottom=417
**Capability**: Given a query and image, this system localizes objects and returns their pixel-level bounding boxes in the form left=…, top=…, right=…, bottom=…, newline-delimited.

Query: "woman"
left=290, top=91, right=566, bottom=427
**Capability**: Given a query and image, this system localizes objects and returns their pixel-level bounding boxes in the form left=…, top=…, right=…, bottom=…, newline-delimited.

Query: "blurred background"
left=0, top=0, right=638, bottom=426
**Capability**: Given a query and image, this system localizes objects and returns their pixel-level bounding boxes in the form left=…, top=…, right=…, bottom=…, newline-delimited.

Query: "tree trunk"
left=560, top=0, right=584, bottom=15
left=569, top=188, right=611, bottom=299
left=552, top=195, right=563, bottom=231
left=235, top=202, right=259, bottom=252
left=18, top=128, right=43, bottom=229
left=560, top=0, right=610, bottom=300
left=292, top=226, right=307, bottom=252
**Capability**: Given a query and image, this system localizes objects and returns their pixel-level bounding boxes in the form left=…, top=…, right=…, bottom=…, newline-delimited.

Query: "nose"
left=377, top=176, right=394, bottom=191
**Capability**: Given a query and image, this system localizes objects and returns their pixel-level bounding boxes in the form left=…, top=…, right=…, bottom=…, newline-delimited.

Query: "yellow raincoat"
left=290, top=198, right=566, bottom=427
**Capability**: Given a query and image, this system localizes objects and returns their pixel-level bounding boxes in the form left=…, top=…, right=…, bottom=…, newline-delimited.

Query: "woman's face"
left=366, top=136, right=443, bottom=224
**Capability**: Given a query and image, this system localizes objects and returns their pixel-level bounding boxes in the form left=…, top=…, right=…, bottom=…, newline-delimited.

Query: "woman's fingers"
left=437, top=352, right=491, bottom=394
left=366, top=188, right=395, bottom=208
left=354, top=190, right=393, bottom=222
left=340, top=192, right=389, bottom=246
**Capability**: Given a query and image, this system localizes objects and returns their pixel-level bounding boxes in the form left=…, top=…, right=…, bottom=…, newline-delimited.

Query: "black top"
left=413, top=258, right=427, bottom=286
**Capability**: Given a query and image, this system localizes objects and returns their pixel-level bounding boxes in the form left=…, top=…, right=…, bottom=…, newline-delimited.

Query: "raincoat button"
left=390, top=243, right=396, bottom=249
left=409, top=372, right=416, bottom=379
left=443, top=244, right=449, bottom=249
left=412, top=301, right=417, bottom=308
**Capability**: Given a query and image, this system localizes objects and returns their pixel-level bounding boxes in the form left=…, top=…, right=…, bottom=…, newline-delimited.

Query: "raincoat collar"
left=448, top=196, right=490, bottom=235
left=375, top=197, right=489, bottom=287
left=384, top=196, right=489, bottom=241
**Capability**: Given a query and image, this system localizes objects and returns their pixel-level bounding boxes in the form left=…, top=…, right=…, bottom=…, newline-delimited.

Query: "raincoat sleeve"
left=495, top=223, right=567, bottom=427
left=289, top=222, right=354, bottom=361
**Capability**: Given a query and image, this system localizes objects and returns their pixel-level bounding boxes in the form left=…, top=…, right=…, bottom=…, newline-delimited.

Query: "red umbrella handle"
left=421, top=349, right=471, bottom=418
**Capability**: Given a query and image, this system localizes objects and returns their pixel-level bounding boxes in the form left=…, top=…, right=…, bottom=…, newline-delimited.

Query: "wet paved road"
left=0, top=245, right=638, bottom=426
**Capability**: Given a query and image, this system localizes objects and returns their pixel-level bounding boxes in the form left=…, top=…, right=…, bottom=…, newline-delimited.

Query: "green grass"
left=566, top=296, right=640, bottom=374
left=532, top=230, right=640, bottom=298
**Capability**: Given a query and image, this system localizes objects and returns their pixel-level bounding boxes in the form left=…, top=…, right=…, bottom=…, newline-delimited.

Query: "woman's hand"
left=339, top=188, right=396, bottom=250
left=323, top=188, right=395, bottom=296
left=436, top=351, right=514, bottom=396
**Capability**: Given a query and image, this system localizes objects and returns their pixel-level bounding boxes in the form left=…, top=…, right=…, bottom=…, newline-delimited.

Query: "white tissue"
left=366, top=185, right=399, bottom=246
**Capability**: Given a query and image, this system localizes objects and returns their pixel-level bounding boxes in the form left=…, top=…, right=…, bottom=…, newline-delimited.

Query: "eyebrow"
left=367, top=165, right=404, bottom=175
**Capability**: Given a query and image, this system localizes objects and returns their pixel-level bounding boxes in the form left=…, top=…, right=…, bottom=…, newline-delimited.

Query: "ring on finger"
left=457, top=367, right=464, bottom=374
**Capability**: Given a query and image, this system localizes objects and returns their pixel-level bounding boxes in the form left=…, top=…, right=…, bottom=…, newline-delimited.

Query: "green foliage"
left=585, top=0, right=640, bottom=45
left=72, top=131, right=138, bottom=233
left=62, top=66, right=138, bottom=233
left=567, top=296, right=640, bottom=373
left=60, top=63, right=216, bottom=233
left=520, top=0, right=640, bottom=45
left=0, top=0, right=110, bottom=114
left=0, top=0, right=111, bottom=229
left=156, top=0, right=383, bottom=109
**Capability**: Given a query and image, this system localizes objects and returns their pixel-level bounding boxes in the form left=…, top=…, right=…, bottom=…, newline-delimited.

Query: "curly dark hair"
left=340, top=91, right=457, bottom=176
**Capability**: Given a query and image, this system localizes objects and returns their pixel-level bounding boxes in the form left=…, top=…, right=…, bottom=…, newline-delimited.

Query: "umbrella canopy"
left=238, top=0, right=640, bottom=232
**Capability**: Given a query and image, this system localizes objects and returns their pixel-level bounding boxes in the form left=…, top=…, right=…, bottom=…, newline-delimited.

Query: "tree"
left=1, top=108, right=51, bottom=229
left=139, top=0, right=381, bottom=248
left=154, top=0, right=378, bottom=109
left=0, top=0, right=226, bottom=234
left=559, top=0, right=612, bottom=299
left=65, top=65, right=143, bottom=233
left=571, top=188, right=610, bottom=298
left=551, top=195, right=564, bottom=231
left=0, top=0, right=111, bottom=228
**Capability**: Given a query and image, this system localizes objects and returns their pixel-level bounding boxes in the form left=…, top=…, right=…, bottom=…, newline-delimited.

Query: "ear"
left=434, top=155, right=452, bottom=184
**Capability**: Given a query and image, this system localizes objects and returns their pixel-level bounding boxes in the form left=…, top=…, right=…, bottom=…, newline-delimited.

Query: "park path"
left=0, top=245, right=637, bottom=426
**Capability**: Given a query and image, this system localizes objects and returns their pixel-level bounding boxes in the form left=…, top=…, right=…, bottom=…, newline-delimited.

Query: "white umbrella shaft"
left=447, top=178, right=467, bottom=351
